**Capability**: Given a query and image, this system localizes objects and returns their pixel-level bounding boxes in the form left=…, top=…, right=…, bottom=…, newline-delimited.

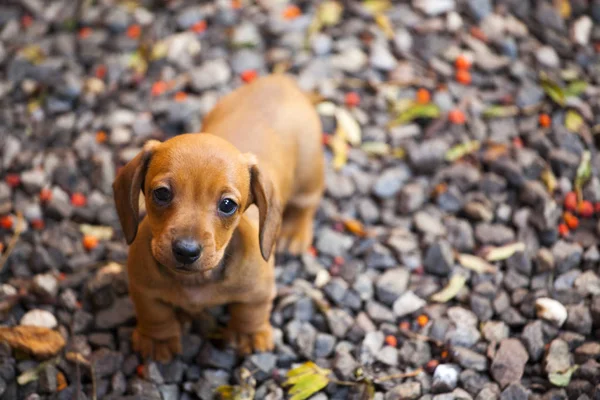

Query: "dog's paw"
left=225, top=324, right=274, bottom=355
left=277, top=218, right=313, bottom=256
left=132, top=328, right=182, bottom=363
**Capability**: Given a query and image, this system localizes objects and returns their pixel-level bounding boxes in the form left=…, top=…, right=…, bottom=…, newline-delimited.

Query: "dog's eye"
left=218, top=198, right=238, bottom=216
left=153, top=187, right=172, bottom=205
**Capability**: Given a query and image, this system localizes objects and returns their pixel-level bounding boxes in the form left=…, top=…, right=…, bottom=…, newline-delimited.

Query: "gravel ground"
left=2, top=0, right=600, bottom=399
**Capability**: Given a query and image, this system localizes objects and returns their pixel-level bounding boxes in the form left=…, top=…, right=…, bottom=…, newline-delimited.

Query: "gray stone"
left=95, top=296, right=135, bottom=329
left=372, top=166, right=411, bottom=199
left=333, top=351, right=358, bottom=380
left=315, top=228, right=353, bottom=258
left=314, top=333, right=336, bottom=358
left=326, top=308, right=353, bottom=338
left=385, top=381, right=422, bottom=400
left=453, top=347, right=488, bottom=371
left=190, top=59, right=231, bottom=91
left=90, top=349, right=124, bottom=378
left=393, top=291, right=426, bottom=318
left=545, top=339, right=573, bottom=376
left=491, top=339, right=529, bottom=388
left=552, top=240, right=583, bottom=273
left=370, top=42, right=397, bottom=71
left=375, top=268, right=409, bottom=306
left=433, top=364, right=460, bottom=393
left=424, top=241, right=454, bottom=277
left=399, top=340, right=431, bottom=367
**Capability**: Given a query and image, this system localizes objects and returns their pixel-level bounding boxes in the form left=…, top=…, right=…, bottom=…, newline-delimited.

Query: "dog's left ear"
left=242, top=153, right=282, bottom=261
left=113, top=140, right=160, bottom=245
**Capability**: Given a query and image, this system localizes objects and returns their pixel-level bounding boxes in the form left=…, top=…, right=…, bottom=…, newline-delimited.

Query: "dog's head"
left=112, top=134, right=281, bottom=275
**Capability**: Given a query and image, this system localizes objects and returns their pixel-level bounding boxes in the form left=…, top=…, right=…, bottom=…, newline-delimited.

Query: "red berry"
left=564, top=211, right=579, bottom=230
left=39, top=188, right=52, bottom=203
left=345, top=92, right=360, bottom=107
left=578, top=200, right=594, bottom=218
left=385, top=335, right=397, bottom=347
left=456, top=69, right=472, bottom=85
left=5, top=174, right=20, bottom=188
left=191, top=20, right=207, bottom=34
left=564, top=192, right=577, bottom=211
left=0, top=216, right=13, bottom=230
left=558, top=223, right=569, bottom=237
left=455, top=55, right=471, bottom=70
left=415, top=88, right=430, bottom=104
left=448, top=109, right=466, bottom=125
left=240, top=70, right=258, bottom=83
left=539, top=113, right=551, bottom=128
left=71, top=193, right=87, bottom=207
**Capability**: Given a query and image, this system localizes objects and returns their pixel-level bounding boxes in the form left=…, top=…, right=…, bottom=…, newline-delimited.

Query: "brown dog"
left=112, top=74, right=324, bottom=361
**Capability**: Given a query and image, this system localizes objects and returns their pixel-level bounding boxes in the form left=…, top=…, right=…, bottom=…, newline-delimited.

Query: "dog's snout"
left=172, top=239, right=202, bottom=265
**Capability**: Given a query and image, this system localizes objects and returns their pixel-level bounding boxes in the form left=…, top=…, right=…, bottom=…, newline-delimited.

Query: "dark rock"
left=90, top=349, right=123, bottom=378
left=197, top=343, right=236, bottom=370
left=424, top=241, right=454, bottom=277
left=94, top=296, right=135, bottom=329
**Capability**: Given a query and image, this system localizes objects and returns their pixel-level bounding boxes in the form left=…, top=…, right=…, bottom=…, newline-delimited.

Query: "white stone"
left=573, top=16, right=593, bottom=46
left=535, top=297, right=568, bottom=327
left=20, top=309, right=58, bottom=329
left=393, top=291, right=426, bottom=317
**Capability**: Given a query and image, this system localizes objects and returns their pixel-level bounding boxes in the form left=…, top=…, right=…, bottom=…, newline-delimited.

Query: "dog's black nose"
left=172, top=239, right=201, bottom=265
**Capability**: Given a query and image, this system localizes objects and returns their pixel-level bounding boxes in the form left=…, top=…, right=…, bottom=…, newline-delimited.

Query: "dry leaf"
left=375, top=14, right=394, bottom=39
left=540, top=73, right=566, bottom=106
left=79, top=224, right=114, bottom=241
left=565, top=110, right=583, bottom=132
left=0, top=326, right=65, bottom=358
left=483, top=105, right=519, bottom=118
left=445, top=140, right=480, bottom=162
left=541, top=168, right=557, bottom=193
left=389, top=103, right=441, bottom=126
left=362, top=0, right=392, bottom=14
left=484, top=242, right=526, bottom=262
left=343, top=218, right=367, bottom=237
left=329, top=129, right=348, bottom=170
left=574, top=150, right=591, bottom=201
left=317, top=1, right=343, bottom=27
left=431, top=275, right=467, bottom=303
left=17, top=357, right=60, bottom=385
left=549, top=365, right=578, bottom=387
left=361, top=142, right=390, bottom=156
left=457, top=254, right=497, bottom=274
left=335, top=107, right=361, bottom=146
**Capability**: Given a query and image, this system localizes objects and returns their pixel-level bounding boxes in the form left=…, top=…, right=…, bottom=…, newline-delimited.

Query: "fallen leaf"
left=558, top=0, right=571, bottom=18
left=20, top=45, right=45, bottom=64
left=335, top=107, right=361, bottom=146
left=128, top=50, right=148, bottom=75
left=329, top=128, right=348, bottom=170
left=0, top=326, right=65, bottom=358
left=17, top=357, right=60, bottom=385
left=540, top=73, right=566, bottom=106
left=574, top=150, right=591, bottom=201
left=565, top=80, right=587, bottom=98
left=362, top=0, right=392, bottom=14
left=79, top=224, right=114, bottom=241
left=343, top=218, right=367, bottom=237
left=549, top=365, right=578, bottom=387
left=389, top=103, right=441, bottom=126
left=484, top=242, right=526, bottom=262
left=375, top=14, right=394, bottom=39
left=317, top=1, right=344, bottom=26
left=361, top=142, right=390, bottom=156
left=457, top=254, right=497, bottom=274
left=284, top=362, right=332, bottom=400
left=66, top=351, right=90, bottom=366
left=151, top=41, right=168, bottom=60
left=430, top=275, right=467, bottom=303
left=215, top=367, right=256, bottom=399
left=482, top=105, right=519, bottom=118
left=541, top=168, right=557, bottom=193
left=445, top=140, right=480, bottom=162
left=565, top=110, right=583, bottom=132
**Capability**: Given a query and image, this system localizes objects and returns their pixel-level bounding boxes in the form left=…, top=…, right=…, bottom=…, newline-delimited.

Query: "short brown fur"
left=113, top=75, right=324, bottom=361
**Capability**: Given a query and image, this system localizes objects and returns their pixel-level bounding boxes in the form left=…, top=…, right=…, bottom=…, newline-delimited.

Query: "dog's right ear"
left=112, top=140, right=160, bottom=245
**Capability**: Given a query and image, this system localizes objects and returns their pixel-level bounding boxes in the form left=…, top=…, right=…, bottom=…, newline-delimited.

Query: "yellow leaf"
left=20, top=45, right=45, bottom=65
left=284, top=362, right=331, bottom=400
left=565, top=110, right=583, bottom=132
left=362, top=0, right=392, bottom=14
left=343, top=218, right=367, bottom=237
left=151, top=41, right=168, bottom=60
left=558, top=0, right=571, bottom=19
left=330, top=128, right=348, bottom=170
left=484, top=242, right=526, bottom=262
left=317, top=1, right=344, bottom=27
left=445, top=140, right=480, bottom=162
left=430, top=275, right=467, bottom=303
left=375, top=14, right=394, bottom=39
left=457, top=254, right=497, bottom=274
left=335, top=107, right=361, bottom=146
left=79, top=224, right=114, bottom=241
left=541, top=168, right=557, bottom=193
left=361, top=142, right=390, bottom=156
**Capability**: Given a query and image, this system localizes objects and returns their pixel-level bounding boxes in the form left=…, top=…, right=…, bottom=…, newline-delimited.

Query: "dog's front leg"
left=130, top=288, right=182, bottom=362
left=225, top=297, right=275, bottom=355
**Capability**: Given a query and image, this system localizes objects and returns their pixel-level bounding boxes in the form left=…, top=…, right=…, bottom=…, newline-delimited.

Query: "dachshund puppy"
left=113, top=74, right=324, bottom=361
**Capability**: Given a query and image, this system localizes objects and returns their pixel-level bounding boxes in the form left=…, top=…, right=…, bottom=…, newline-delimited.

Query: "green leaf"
left=565, top=110, right=583, bottom=132
left=284, top=362, right=332, bottom=400
left=484, top=242, right=526, bottom=262
left=389, top=103, right=440, bottom=126
left=549, top=365, right=579, bottom=387
left=540, top=74, right=566, bottom=106
left=17, top=358, right=59, bottom=385
left=565, top=80, right=587, bottom=98
left=430, top=275, right=467, bottom=303
left=482, top=105, right=519, bottom=119
left=574, top=150, right=592, bottom=200
left=445, top=140, right=481, bottom=162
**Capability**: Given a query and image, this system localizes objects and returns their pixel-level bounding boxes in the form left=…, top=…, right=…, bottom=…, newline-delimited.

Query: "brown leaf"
left=0, top=326, right=65, bottom=359
left=343, top=219, right=367, bottom=237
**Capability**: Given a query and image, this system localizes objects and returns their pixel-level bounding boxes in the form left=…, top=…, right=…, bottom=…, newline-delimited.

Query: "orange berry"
left=399, top=321, right=410, bottom=331
left=82, top=235, right=99, bottom=251
left=191, top=20, right=207, bottom=34
left=448, top=109, right=466, bottom=125
left=231, top=0, right=242, bottom=9
left=240, top=69, right=258, bottom=83
left=345, top=92, right=360, bottom=107
left=564, top=211, right=579, bottom=230
left=456, top=69, right=472, bottom=85
left=416, top=88, right=430, bottom=104
left=40, top=188, right=53, bottom=203
left=282, top=5, right=302, bottom=20
left=174, top=91, right=187, bottom=102
left=78, top=27, right=92, bottom=39
left=385, top=335, right=397, bottom=347
left=71, top=193, right=87, bottom=207
left=441, top=350, right=449, bottom=359
left=5, top=174, right=20, bottom=188
left=127, top=24, right=141, bottom=39
left=31, top=219, right=44, bottom=230
left=578, top=200, right=594, bottom=218
left=455, top=55, right=471, bottom=70
left=417, top=314, right=429, bottom=327
left=564, top=192, right=577, bottom=211
left=0, top=216, right=13, bottom=230
left=539, top=113, right=551, bottom=127
left=96, top=130, right=107, bottom=144
left=558, top=223, right=569, bottom=237
left=151, top=81, right=168, bottom=97
left=95, top=64, right=107, bottom=79
left=425, top=359, right=439, bottom=373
